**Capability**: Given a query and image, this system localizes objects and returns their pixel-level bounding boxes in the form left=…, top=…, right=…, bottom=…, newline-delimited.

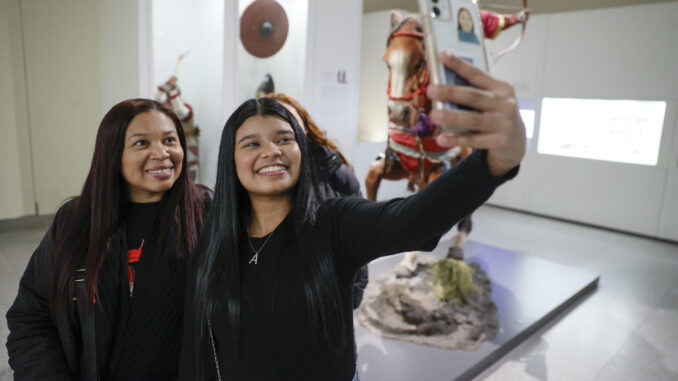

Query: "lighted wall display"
left=537, top=98, right=666, bottom=166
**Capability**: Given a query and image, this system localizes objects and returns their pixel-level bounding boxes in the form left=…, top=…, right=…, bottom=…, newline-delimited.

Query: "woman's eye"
left=164, top=137, right=176, bottom=144
left=279, top=137, right=294, bottom=144
left=244, top=142, right=258, bottom=148
left=133, top=140, right=147, bottom=147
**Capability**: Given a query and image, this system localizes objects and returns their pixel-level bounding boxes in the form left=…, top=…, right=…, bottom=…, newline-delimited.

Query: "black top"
left=309, top=141, right=362, bottom=200
left=179, top=150, right=518, bottom=380
left=6, top=187, right=211, bottom=381
left=84, top=201, right=187, bottom=381
left=125, top=202, right=161, bottom=260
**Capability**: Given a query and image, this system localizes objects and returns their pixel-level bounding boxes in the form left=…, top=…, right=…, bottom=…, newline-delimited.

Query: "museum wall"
left=486, top=2, right=678, bottom=241
left=21, top=0, right=103, bottom=216
left=0, top=0, right=29, bottom=220
left=99, top=0, right=146, bottom=112
left=299, top=0, right=362, bottom=168
left=236, top=0, right=308, bottom=104
left=0, top=0, right=148, bottom=220
left=152, top=0, right=225, bottom=187
left=357, top=2, right=678, bottom=241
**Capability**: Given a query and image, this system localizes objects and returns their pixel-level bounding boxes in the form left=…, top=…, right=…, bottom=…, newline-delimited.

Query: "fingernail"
left=441, top=50, right=455, bottom=59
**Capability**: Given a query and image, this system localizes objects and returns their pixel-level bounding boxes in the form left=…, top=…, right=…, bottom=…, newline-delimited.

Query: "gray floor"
left=0, top=205, right=677, bottom=380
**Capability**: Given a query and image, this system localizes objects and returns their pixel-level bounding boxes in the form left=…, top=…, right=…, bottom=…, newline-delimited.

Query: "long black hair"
left=192, top=98, right=344, bottom=376
left=51, top=99, right=206, bottom=315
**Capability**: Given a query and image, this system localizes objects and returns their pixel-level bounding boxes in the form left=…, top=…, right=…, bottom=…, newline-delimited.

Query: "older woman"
left=7, top=99, right=210, bottom=380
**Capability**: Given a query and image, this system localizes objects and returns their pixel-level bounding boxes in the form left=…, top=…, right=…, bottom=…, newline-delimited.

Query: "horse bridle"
left=386, top=31, right=429, bottom=111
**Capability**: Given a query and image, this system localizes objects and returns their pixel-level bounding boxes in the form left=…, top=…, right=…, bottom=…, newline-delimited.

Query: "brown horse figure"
left=365, top=11, right=473, bottom=267
left=365, top=10, right=528, bottom=270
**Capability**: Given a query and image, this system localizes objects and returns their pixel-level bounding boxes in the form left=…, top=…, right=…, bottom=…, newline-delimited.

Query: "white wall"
left=0, top=0, right=154, bottom=219
left=98, top=0, right=147, bottom=109
left=19, top=0, right=102, bottom=216
left=236, top=0, right=308, bottom=103
left=0, top=0, right=28, bottom=219
left=152, top=0, right=224, bottom=187
left=485, top=2, right=678, bottom=240
left=302, top=0, right=363, bottom=179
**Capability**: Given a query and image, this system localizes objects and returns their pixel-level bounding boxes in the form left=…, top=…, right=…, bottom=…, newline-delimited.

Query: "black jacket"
left=309, top=142, right=368, bottom=308
left=309, top=142, right=362, bottom=200
left=6, top=200, right=84, bottom=380
left=6, top=190, right=210, bottom=381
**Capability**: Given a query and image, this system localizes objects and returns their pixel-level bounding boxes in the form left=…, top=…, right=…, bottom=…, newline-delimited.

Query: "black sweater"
left=6, top=188, right=211, bottom=381
left=179, top=150, right=517, bottom=380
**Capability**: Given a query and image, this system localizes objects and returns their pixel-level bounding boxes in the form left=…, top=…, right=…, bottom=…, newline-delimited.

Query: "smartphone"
left=419, top=0, right=489, bottom=133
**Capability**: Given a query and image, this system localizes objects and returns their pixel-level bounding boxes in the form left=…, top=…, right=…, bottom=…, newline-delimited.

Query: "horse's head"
left=384, top=11, right=429, bottom=128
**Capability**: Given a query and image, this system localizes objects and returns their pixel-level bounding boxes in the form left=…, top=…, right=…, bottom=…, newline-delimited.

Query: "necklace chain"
left=246, top=228, right=275, bottom=265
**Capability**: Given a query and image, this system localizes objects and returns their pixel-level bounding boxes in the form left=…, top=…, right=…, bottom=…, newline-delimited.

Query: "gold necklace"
left=246, top=228, right=275, bottom=265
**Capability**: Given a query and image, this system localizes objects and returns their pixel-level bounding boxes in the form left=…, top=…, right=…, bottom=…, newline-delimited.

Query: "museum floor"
left=1, top=205, right=676, bottom=380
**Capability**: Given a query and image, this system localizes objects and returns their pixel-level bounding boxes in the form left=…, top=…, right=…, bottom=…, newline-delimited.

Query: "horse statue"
left=355, top=5, right=531, bottom=351
left=365, top=8, right=529, bottom=272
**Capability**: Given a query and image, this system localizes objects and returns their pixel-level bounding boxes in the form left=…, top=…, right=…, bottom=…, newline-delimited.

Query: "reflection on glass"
left=537, top=98, right=666, bottom=166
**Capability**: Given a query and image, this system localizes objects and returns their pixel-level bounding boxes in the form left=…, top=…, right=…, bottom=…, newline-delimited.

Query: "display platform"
left=354, top=240, right=599, bottom=381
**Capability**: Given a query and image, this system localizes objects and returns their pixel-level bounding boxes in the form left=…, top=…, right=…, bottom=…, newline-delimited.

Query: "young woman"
left=180, top=53, right=525, bottom=380
left=6, top=99, right=210, bottom=380
left=265, top=92, right=368, bottom=309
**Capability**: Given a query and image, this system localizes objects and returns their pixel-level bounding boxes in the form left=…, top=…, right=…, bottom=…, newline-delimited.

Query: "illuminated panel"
left=518, top=98, right=535, bottom=139
left=520, top=109, right=535, bottom=139
left=537, top=98, right=666, bottom=166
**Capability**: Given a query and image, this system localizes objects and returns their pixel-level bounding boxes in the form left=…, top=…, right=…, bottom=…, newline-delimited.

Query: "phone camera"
left=432, top=6, right=441, bottom=17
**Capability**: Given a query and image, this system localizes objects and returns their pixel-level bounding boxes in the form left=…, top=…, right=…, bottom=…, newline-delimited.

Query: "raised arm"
left=320, top=149, right=516, bottom=268
left=322, top=52, right=525, bottom=269
left=6, top=212, right=74, bottom=380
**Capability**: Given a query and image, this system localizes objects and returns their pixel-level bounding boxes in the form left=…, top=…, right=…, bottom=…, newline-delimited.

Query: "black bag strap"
left=74, top=268, right=99, bottom=381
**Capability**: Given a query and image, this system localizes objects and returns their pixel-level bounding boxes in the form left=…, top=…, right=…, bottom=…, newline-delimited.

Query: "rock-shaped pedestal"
left=356, top=254, right=498, bottom=351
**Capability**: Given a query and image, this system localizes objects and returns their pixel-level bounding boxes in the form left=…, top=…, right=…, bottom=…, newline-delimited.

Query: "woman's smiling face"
left=234, top=115, right=301, bottom=198
left=121, top=110, right=183, bottom=203
left=459, top=8, right=474, bottom=33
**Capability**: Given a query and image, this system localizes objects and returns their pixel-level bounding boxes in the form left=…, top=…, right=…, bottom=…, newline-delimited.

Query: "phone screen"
left=442, top=56, right=476, bottom=112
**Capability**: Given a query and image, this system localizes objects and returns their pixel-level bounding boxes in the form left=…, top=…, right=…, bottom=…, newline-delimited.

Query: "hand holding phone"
left=428, top=52, right=527, bottom=176
left=419, top=0, right=489, bottom=133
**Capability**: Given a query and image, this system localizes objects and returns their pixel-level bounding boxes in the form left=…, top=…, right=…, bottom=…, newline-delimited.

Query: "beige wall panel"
left=0, top=0, right=25, bottom=219
left=21, top=0, right=101, bottom=215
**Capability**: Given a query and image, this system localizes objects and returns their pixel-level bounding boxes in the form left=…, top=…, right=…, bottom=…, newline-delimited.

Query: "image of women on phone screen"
left=458, top=7, right=480, bottom=44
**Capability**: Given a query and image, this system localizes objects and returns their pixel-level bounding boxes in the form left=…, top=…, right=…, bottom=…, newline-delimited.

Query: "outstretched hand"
left=427, top=51, right=526, bottom=177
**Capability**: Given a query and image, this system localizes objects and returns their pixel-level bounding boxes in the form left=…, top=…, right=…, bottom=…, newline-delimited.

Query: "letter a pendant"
left=248, top=253, right=259, bottom=265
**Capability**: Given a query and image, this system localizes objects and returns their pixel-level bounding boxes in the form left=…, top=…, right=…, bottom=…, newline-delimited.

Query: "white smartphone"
left=419, top=0, right=489, bottom=133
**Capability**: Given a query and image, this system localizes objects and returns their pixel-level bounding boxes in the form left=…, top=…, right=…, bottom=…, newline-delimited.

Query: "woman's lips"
left=146, top=167, right=174, bottom=179
left=257, top=165, right=287, bottom=176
